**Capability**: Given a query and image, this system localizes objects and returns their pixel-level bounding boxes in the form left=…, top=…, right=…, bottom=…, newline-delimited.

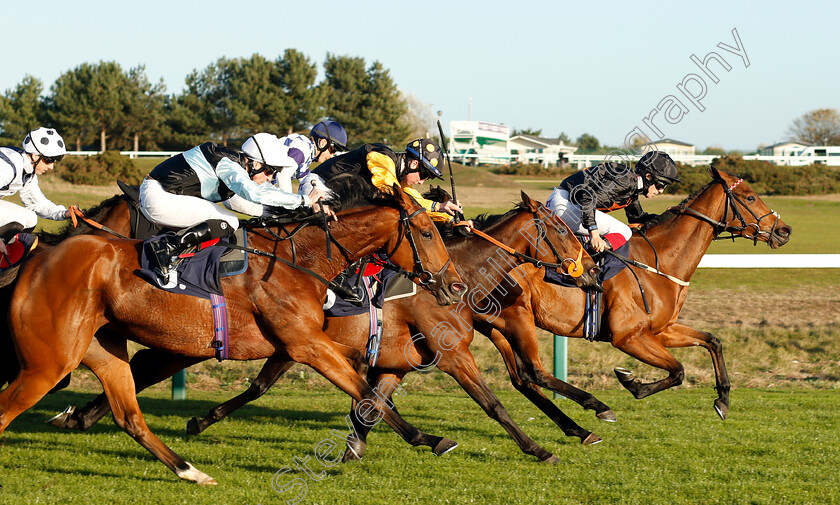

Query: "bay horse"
left=0, top=180, right=466, bottom=485
left=44, top=192, right=606, bottom=462
left=475, top=166, right=791, bottom=423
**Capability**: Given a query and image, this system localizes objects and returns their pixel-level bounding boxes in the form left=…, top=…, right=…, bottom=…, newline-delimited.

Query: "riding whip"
left=437, top=119, right=463, bottom=223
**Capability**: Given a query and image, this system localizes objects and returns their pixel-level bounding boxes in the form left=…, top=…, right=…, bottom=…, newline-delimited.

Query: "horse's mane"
left=37, top=194, right=126, bottom=245
left=254, top=174, right=398, bottom=227
left=640, top=180, right=715, bottom=231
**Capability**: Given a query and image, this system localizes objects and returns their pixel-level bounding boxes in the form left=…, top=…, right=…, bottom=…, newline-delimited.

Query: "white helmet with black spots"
left=23, top=127, right=67, bottom=161
left=242, top=133, right=296, bottom=176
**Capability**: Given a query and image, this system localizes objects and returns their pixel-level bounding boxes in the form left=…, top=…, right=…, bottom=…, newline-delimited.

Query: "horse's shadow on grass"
left=5, top=390, right=346, bottom=438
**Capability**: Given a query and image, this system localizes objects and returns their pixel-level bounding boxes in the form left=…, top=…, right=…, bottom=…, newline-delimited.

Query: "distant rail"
left=698, top=254, right=839, bottom=268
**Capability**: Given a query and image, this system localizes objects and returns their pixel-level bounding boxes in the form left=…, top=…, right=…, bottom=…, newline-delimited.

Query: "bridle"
left=379, top=206, right=451, bottom=287
left=678, top=176, right=782, bottom=245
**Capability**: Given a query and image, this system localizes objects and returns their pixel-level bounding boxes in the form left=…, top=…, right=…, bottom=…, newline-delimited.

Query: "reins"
left=68, top=205, right=128, bottom=239
left=467, top=215, right=585, bottom=278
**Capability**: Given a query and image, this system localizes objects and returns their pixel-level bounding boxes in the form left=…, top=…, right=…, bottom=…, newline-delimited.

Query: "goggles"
left=42, top=154, right=64, bottom=164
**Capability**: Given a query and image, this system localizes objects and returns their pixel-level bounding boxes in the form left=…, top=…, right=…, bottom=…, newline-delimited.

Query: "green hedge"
left=57, top=151, right=146, bottom=186
left=670, top=155, right=840, bottom=196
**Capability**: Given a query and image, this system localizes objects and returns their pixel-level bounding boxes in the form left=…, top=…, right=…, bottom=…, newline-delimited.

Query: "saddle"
left=117, top=180, right=247, bottom=277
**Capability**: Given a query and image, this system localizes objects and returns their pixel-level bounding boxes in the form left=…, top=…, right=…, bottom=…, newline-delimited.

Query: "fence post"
left=172, top=369, right=186, bottom=400
left=553, top=334, right=567, bottom=399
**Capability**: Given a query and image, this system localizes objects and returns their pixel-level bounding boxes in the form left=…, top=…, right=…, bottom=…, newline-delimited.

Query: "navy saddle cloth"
left=544, top=241, right=630, bottom=287
left=325, top=266, right=400, bottom=317
left=137, top=234, right=246, bottom=299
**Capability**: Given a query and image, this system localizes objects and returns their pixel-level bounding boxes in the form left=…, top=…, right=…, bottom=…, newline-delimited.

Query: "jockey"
left=140, top=133, right=327, bottom=280
left=223, top=120, right=348, bottom=217
left=547, top=151, right=680, bottom=253
left=302, top=138, right=464, bottom=223
left=0, top=127, right=73, bottom=263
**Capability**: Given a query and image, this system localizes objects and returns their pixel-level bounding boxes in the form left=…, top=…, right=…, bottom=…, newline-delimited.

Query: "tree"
left=0, top=76, right=46, bottom=146
left=511, top=128, right=543, bottom=137
left=576, top=133, right=600, bottom=153
left=46, top=61, right=129, bottom=151
left=557, top=132, right=572, bottom=144
left=787, top=108, right=840, bottom=145
left=121, top=66, right=166, bottom=151
left=702, top=146, right=727, bottom=156
left=323, top=54, right=410, bottom=146
left=400, top=92, right=436, bottom=140
left=273, top=49, right=325, bottom=134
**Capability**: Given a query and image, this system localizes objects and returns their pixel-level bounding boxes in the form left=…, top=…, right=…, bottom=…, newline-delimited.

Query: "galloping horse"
left=45, top=192, right=605, bottom=462
left=477, top=166, right=791, bottom=424
left=0, top=180, right=466, bottom=484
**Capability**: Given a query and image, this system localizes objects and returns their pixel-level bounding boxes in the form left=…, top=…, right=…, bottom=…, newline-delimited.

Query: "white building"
left=449, top=121, right=511, bottom=166
left=758, top=142, right=840, bottom=166
left=646, top=138, right=696, bottom=157
left=758, top=141, right=808, bottom=157
left=508, top=134, right=578, bottom=167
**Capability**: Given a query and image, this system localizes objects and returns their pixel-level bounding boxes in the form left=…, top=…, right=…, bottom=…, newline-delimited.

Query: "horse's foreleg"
left=83, top=335, right=216, bottom=485
left=286, top=335, right=455, bottom=456
left=658, top=323, right=731, bottom=420
left=341, top=371, right=407, bottom=462
left=434, top=345, right=558, bottom=463
left=187, top=357, right=294, bottom=435
left=477, top=318, right=615, bottom=421
left=480, top=326, right=601, bottom=443
left=49, top=344, right=203, bottom=431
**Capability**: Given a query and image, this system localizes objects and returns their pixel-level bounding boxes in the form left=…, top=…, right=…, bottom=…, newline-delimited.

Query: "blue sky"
left=4, top=0, right=837, bottom=151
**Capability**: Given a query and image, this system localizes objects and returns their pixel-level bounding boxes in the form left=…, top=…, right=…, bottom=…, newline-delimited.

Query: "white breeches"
left=547, top=188, right=631, bottom=241
left=139, top=178, right=240, bottom=230
left=0, top=199, right=39, bottom=230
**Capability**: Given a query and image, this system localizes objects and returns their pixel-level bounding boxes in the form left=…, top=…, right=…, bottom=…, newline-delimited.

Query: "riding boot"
left=150, top=222, right=214, bottom=281
left=329, top=270, right=365, bottom=306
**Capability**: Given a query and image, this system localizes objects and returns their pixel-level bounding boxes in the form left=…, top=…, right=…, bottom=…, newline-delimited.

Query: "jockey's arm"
left=367, top=152, right=452, bottom=223
left=216, top=158, right=307, bottom=209
left=19, top=178, right=68, bottom=220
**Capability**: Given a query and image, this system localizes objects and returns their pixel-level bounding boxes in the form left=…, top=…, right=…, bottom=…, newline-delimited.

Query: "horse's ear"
left=709, top=164, right=721, bottom=180
left=392, top=183, right=412, bottom=209
left=520, top=191, right=540, bottom=211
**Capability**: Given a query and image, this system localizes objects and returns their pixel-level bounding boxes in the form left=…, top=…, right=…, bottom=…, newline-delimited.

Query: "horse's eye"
left=422, top=231, right=433, bottom=240
left=747, top=195, right=756, bottom=202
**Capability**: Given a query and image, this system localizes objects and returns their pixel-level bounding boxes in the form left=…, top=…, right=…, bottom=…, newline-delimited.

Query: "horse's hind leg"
left=82, top=335, right=216, bottom=485
left=0, top=366, right=73, bottom=435
left=49, top=344, right=203, bottom=431
left=187, top=357, right=294, bottom=435
left=611, top=332, right=685, bottom=400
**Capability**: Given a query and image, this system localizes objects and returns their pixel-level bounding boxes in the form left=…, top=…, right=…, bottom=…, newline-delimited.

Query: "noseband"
left=680, top=177, right=782, bottom=245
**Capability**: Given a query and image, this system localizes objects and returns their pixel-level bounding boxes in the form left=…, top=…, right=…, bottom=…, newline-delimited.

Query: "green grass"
left=0, top=387, right=836, bottom=504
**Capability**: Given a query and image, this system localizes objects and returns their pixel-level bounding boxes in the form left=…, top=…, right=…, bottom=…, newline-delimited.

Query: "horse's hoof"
left=433, top=438, right=458, bottom=456
left=541, top=455, right=559, bottom=464
left=341, top=448, right=361, bottom=463
left=596, top=409, right=617, bottom=422
left=186, top=418, right=202, bottom=435
left=197, top=476, right=218, bottom=486
left=582, top=433, right=602, bottom=445
left=614, top=367, right=633, bottom=378
left=46, top=405, right=76, bottom=428
left=714, top=399, right=729, bottom=420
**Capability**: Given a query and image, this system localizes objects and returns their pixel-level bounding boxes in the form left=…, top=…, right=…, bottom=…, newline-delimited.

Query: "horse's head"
left=518, top=192, right=600, bottom=289
left=709, top=167, right=792, bottom=249
left=386, top=184, right=467, bottom=305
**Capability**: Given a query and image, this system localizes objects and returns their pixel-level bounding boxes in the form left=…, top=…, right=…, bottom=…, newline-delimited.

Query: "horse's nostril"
left=779, top=226, right=792, bottom=237
left=590, top=266, right=601, bottom=276
left=450, top=282, right=467, bottom=293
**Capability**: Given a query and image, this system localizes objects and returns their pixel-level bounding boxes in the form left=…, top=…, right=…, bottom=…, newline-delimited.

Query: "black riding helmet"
left=311, top=120, right=348, bottom=156
left=636, top=151, right=680, bottom=187
left=404, top=138, right=444, bottom=180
